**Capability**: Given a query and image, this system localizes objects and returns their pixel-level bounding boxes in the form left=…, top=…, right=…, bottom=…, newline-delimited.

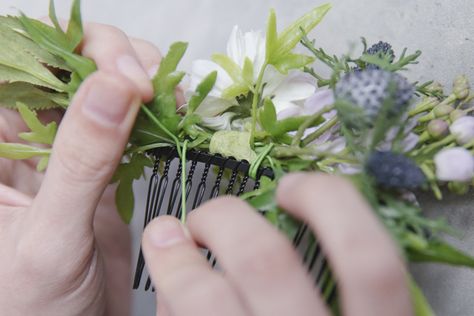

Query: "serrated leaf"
left=188, top=71, right=217, bottom=114
left=0, top=142, right=50, bottom=159
left=0, top=26, right=67, bottom=91
left=265, top=9, right=278, bottom=62
left=0, top=82, right=68, bottom=110
left=17, top=102, right=57, bottom=145
left=272, top=53, right=315, bottom=74
left=272, top=3, right=331, bottom=62
left=152, top=41, right=188, bottom=91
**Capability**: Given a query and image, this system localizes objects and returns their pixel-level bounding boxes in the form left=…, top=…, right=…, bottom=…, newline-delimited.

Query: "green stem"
left=250, top=64, right=268, bottom=148
left=249, top=143, right=274, bottom=179
left=180, top=140, right=188, bottom=224
left=292, top=105, right=334, bottom=146
left=140, top=105, right=182, bottom=155
left=126, top=143, right=175, bottom=155
left=302, top=116, right=338, bottom=146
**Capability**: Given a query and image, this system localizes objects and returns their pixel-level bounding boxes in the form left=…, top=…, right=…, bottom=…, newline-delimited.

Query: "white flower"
left=434, top=147, right=474, bottom=182
left=188, top=26, right=316, bottom=130
left=450, top=116, right=474, bottom=145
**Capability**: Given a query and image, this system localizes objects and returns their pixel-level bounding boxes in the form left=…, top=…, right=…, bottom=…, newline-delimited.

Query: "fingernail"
left=117, top=55, right=152, bottom=96
left=82, top=75, right=133, bottom=126
left=278, top=172, right=306, bottom=193
left=147, top=64, right=159, bottom=79
left=148, top=218, right=187, bottom=248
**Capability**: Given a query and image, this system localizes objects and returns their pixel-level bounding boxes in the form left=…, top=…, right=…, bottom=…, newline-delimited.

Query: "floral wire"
left=180, top=140, right=188, bottom=223
left=249, top=143, right=274, bottom=179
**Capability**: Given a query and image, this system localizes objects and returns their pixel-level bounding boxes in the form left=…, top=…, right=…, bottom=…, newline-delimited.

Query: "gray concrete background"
left=0, top=0, right=473, bottom=315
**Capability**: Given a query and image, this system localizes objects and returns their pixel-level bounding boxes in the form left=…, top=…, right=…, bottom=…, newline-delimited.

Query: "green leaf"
left=272, top=3, right=331, bottom=62
left=211, top=53, right=245, bottom=83
left=259, top=98, right=277, bottom=133
left=0, top=142, right=50, bottom=159
left=0, top=82, right=68, bottom=110
left=209, top=131, right=257, bottom=163
left=409, top=276, right=435, bottom=316
left=221, top=82, right=249, bottom=99
left=152, top=41, right=188, bottom=91
left=36, top=156, right=49, bottom=172
left=66, top=0, right=84, bottom=49
left=188, top=71, right=217, bottom=114
left=112, top=153, right=153, bottom=224
left=49, top=0, right=64, bottom=34
left=242, top=58, right=254, bottom=85
left=265, top=9, right=278, bottom=63
left=272, top=53, right=315, bottom=74
left=17, top=102, right=57, bottom=145
left=407, top=239, right=474, bottom=268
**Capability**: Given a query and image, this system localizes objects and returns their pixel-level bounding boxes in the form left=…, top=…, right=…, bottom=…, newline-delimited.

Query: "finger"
left=276, top=173, right=412, bottom=316
left=129, top=38, right=162, bottom=77
left=187, top=197, right=329, bottom=316
left=32, top=71, right=141, bottom=236
left=142, top=216, right=248, bottom=316
left=0, top=183, right=32, bottom=207
left=81, top=23, right=153, bottom=101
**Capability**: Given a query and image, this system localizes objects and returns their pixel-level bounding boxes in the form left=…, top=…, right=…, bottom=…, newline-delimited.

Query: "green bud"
left=450, top=109, right=466, bottom=122
left=427, top=119, right=449, bottom=139
left=448, top=181, right=470, bottom=195
left=433, top=104, right=454, bottom=117
left=426, top=81, right=444, bottom=96
left=453, top=75, right=470, bottom=100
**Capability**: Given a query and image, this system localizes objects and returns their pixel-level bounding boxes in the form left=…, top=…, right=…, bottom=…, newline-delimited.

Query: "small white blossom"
left=434, top=147, right=474, bottom=182
left=450, top=116, right=474, bottom=145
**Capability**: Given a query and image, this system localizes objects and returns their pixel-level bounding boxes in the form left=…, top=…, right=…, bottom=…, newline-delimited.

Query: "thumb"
left=32, top=71, right=142, bottom=235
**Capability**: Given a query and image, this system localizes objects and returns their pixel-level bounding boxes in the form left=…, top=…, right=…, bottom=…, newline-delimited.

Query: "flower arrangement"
left=0, top=0, right=473, bottom=314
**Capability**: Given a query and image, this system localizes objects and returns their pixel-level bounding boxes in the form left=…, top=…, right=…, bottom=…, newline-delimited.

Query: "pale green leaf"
left=272, top=53, right=315, bottom=74
left=49, top=0, right=65, bottom=34
left=66, top=0, right=84, bottom=50
left=0, top=82, right=68, bottom=110
left=272, top=3, right=331, bottom=61
left=211, top=53, right=244, bottom=83
left=153, top=41, right=188, bottom=91
left=242, top=57, right=254, bottom=85
left=259, top=98, right=277, bottom=133
left=116, top=179, right=134, bottom=224
left=0, top=142, right=50, bottom=159
left=265, top=9, right=278, bottom=62
left=188, top=71, right=217, bottom=114
left=209, top=131, right=257, bottom=163
left=36, top=156, right=49, bottom=172
left=0, top=26, right=67, bottom=91
left=17, top=103, right=57, bottom=145
left=222, top=82, right=249, bottom=99
left=409, top=276, right=435, bottom=316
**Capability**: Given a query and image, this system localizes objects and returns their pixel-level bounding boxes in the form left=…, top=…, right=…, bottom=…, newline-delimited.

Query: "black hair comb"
left=132, top=147, right=337, bottom=304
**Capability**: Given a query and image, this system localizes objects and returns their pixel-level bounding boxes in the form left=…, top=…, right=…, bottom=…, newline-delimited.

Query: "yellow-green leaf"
left=0, top=142, right=50, bottom=159
left=0, top=82, right=68, bottom=110
left=209, top=130, right=257, bottom=163
left=265, top=9, right=278, bottom=62
left=17, top=102, right=57, bottom=145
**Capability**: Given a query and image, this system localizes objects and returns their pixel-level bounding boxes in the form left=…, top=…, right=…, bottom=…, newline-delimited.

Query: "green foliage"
left=212, top=53, right=249, bottom=98
left=409, top=276, right=435, bottom=316
left=112, top=153, right=153, bottom=223
left=0, top=143, right=50, bottom=159
left=187, top=71, right=217, bottom=114
left=17, top=103, right=57, bottom=145
left=407, top=239, right=474, bottom=268
left=0, top=82, right=68, bottom=110
left=209, top=131, right=257, bottom=163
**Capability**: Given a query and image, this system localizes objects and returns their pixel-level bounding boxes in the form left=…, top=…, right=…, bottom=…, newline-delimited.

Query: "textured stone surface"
left=1, top=1, right=473, bottom=315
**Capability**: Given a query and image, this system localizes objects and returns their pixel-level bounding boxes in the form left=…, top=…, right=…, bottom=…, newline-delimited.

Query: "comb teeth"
left=132, top=147, right=336, bottom=303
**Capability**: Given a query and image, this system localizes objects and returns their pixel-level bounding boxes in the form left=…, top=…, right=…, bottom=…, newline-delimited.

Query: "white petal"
left=303, top=89, right=335, bottom=115
left=272, top=73, right=316, bottom=104
left=434, top=147, right=474, bottom=182
left=201, top=112, right=236, bottom=131
left=226, top=26, right=245, bottom=67
left=194, top=96, right=236, bottom=117
left=450, top=116, right=474, bottom=145
left=261, top=65, right=286, bottom=98
left=276, top=104, right=302, bottom=119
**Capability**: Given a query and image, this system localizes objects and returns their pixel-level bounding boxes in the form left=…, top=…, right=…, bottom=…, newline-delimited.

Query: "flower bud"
left=426, top=81, right=444, bottom=96
left=434, top=147, right=474, bottom=182
left=453, top=75, right=470, bottom=100
left=450, top=116, right=474, bottom=145
left=450, top=109, right=466, bottom=122
left=427, top=119, right=449, bottom=139
left=433, top=104, right=454, bottom=117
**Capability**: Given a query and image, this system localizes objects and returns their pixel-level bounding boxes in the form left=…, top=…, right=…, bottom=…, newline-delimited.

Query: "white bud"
left=434, top=147, right=474, bottom=182
left=450, top=116, right=474, bottom=145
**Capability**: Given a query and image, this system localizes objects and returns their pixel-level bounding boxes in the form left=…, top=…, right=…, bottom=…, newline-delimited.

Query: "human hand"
left=142, top=173, right=413, bottom=316
left=0, top=23, right=162, bottom=316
